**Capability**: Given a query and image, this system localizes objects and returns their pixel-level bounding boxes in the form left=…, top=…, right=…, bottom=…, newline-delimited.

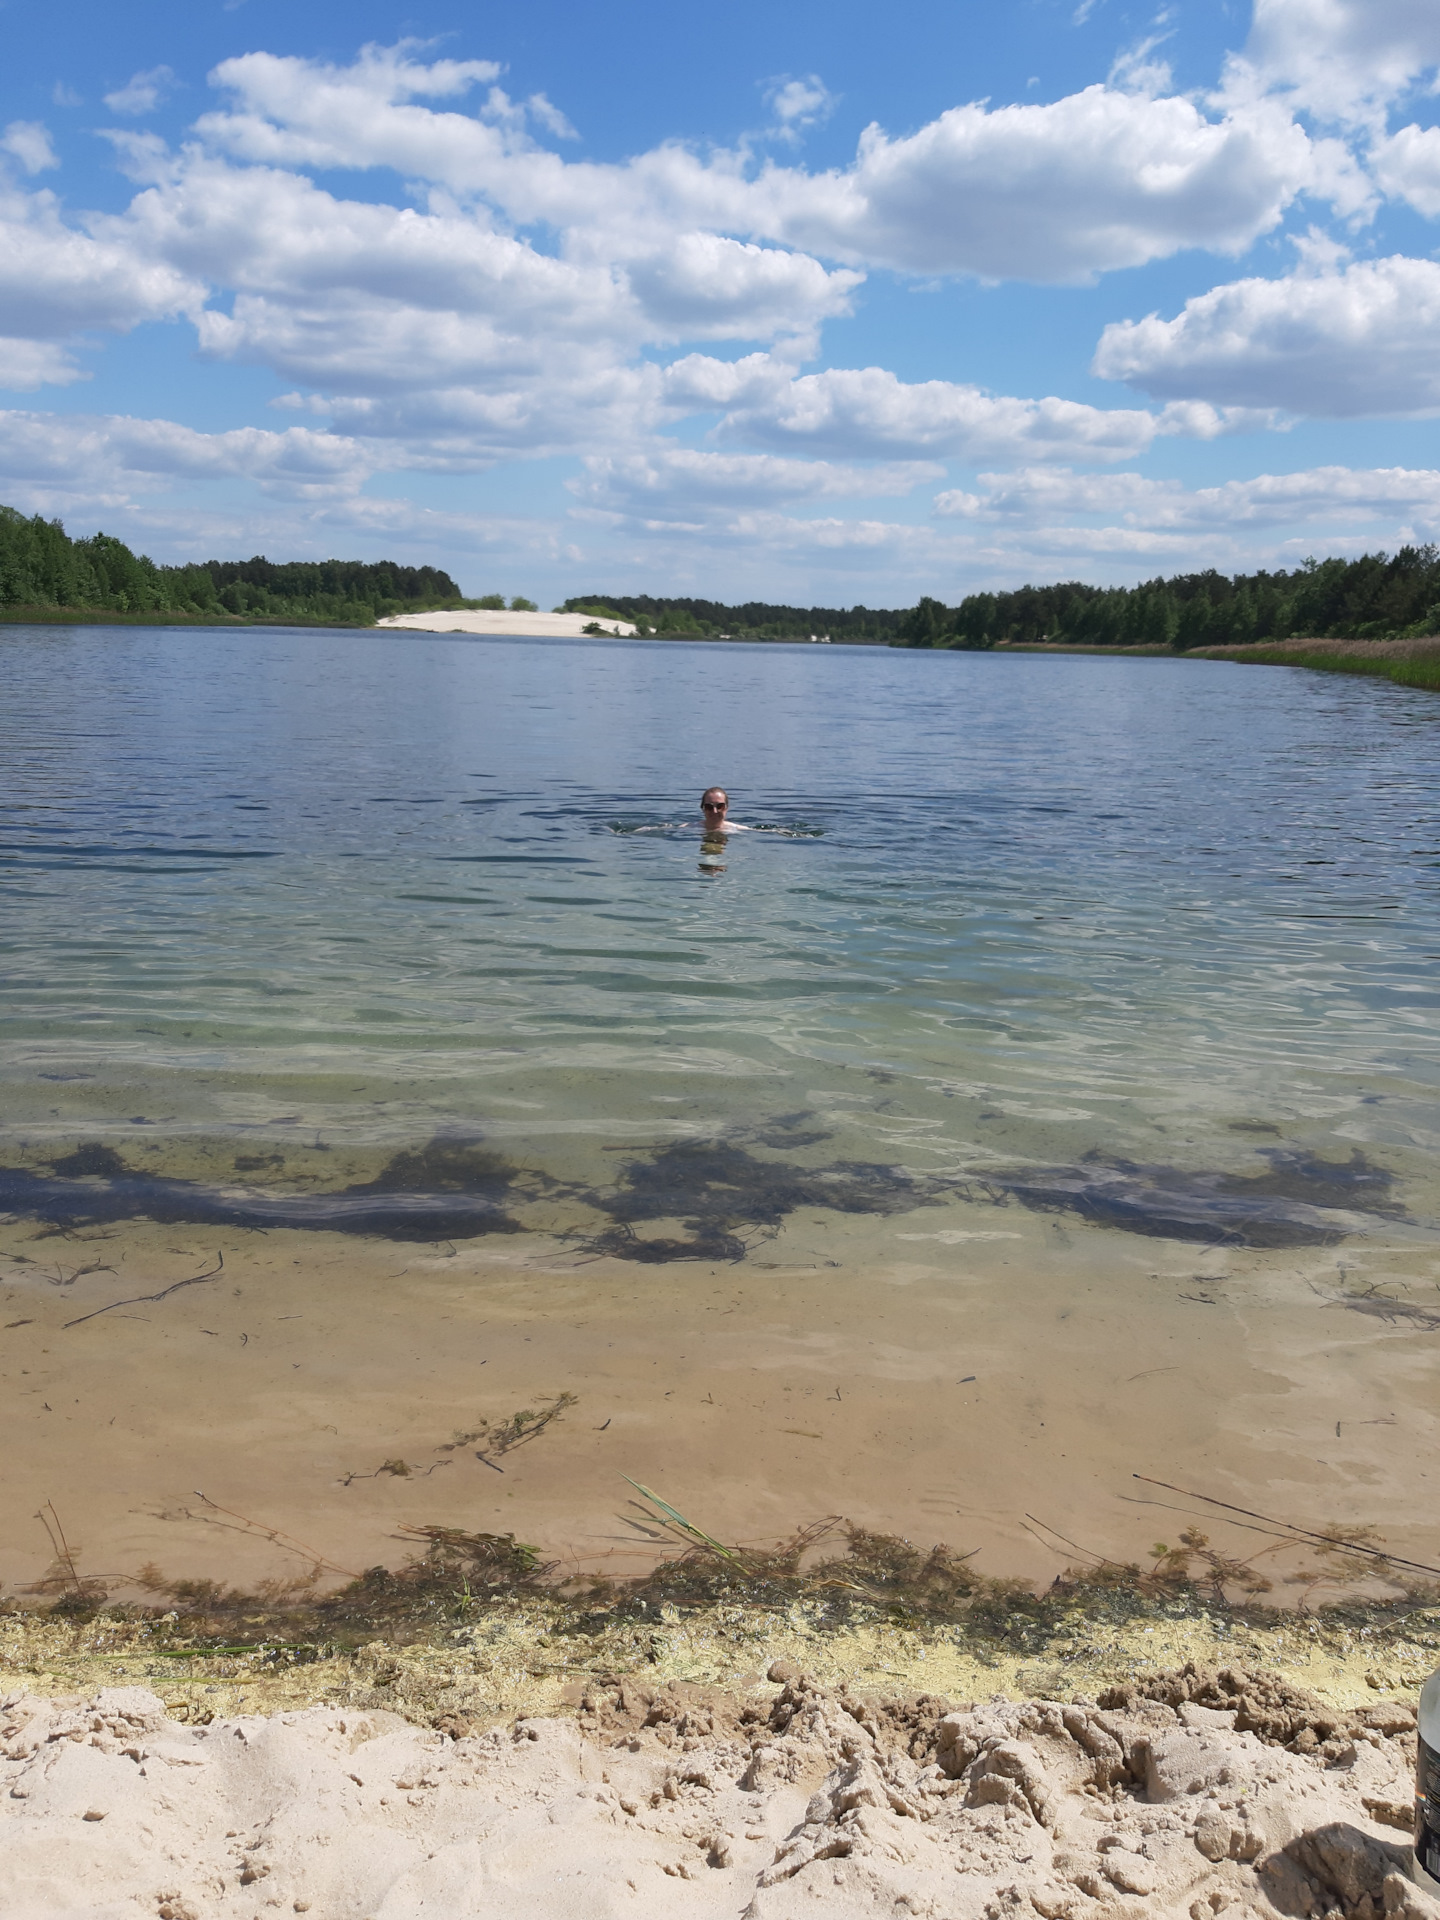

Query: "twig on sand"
left=188, top=1490, right=360, bottom=1580
left=36, top=1500, right=84, bottom=1596
left=62, top=1254, right=224, bottom=1329
left=1132, top=1474, right=1440, bottom=1580
left=1023, top=1513, right=1110, bottom=1566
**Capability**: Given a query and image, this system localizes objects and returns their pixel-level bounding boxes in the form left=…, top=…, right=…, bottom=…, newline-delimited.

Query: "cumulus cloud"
left=0, top=176, right=201, bottom=349
left=763, top=91, right=1321, bottom=280
left=0, top=339, right=87, bottom=391
left=0, top=410, right=374, bottom=499
left=1372, top=121, right=1440, bottom=215
left=94, top=149, right=857, bottom=408
left=934, top=461, right=1440, bottom=532
left=570, top=447, right=942, bottom=513
left=1235, top=0, right=1440, bottom=128
left=1, top=32, right=1431, bottom=597
left=306, top=369, right=668, bottom=466
left=104, top=67, right=177, bottom=118
left=196, top=45, right=1336, bottom=285
left=1, top=122, right=59, bottom=174
left=1093, top=255, right=1440, bottom=415
left=679, top=358, right=1168, bottom=462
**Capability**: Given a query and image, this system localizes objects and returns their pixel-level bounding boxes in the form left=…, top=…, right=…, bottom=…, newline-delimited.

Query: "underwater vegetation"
left=578, top=1131, right=934, bottom=1263
left=0, top=1138, right=530, bottom=1241
left=0, top=1129, right=1410, bottom=1257
left=968, top=1148, right=1407, bottom=1249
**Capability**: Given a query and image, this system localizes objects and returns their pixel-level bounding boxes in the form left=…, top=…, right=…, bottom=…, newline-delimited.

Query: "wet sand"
left=3, top=1194, right=1437, bottom=1600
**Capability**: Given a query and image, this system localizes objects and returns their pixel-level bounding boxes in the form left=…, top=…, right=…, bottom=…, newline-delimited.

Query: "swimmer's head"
left=700, top=787, right=729, bottom=820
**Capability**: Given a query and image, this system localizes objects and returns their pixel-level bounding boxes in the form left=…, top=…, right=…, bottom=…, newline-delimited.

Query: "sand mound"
left=3, top=1665, right=1437, bottom=1919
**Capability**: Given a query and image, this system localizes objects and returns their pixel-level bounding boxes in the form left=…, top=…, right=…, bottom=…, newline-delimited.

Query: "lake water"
left=3, top=625, right=1439, bottom=1595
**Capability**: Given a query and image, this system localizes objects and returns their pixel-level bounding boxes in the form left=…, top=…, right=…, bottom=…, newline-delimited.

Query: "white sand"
left=376, top=610, right=637, bottom=637
left=4, top=1665, right=1436, bottom=1919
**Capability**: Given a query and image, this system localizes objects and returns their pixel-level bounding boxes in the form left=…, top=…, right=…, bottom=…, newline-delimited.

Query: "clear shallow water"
left=2, top=624, right=1439, bottom=1249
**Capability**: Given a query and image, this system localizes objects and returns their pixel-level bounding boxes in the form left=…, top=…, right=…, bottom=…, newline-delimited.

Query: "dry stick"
left=37, top=1500, right=84, bottom=1595
left=63, top=1253, right=224, bottom=1329
left=1023, top=1513, right=1110, bottom=1567
left=1132, top=1474, right=1440, bottom=1581
left=190, top=1490, right=360, bottom=1580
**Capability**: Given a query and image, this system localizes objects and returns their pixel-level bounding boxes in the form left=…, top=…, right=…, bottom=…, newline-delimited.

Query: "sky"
left=1, top=0, right=1439, bottom=607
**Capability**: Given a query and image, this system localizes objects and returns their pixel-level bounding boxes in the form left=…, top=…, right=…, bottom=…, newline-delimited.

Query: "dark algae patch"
left=0, top=1128, right=1411, bottom=1255
left=578, top=1131, right=935, bottom=1263
left=0, top=1136, right=530, bottom=1241
left=968, top=1147, right=1407, bottom=1248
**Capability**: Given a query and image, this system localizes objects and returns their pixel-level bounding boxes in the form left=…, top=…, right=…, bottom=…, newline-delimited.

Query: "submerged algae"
left=969, top=1147, right=1408, bottom=1249
left=0, top=1137, right=530, bottom=1241
left=0, top=1126, right=1415, bottom=1257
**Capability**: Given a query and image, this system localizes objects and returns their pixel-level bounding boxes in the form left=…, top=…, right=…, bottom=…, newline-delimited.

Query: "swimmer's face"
left=700, top=788, right=729, bottom=824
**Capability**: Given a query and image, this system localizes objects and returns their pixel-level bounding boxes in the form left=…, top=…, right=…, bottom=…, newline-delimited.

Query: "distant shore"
left=998, top=635, right=1440, bottom=692
left=4, top=609, right=1438, bottom=690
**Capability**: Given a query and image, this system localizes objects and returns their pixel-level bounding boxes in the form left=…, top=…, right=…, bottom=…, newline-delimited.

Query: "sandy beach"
left=375, top=610, right=638, bottom=637
left=4, top=1660, right=1439, bottom=1919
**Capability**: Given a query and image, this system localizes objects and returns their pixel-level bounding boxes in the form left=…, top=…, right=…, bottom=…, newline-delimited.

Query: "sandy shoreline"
left=375, top=609, right=638, bottom=637
left=4, top=1658, right=1439, bottom=1919
left=3, top=1195, right=1437, bottom=1603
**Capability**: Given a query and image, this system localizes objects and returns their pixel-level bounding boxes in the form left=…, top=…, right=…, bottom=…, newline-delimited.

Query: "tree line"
left=894, top=547, right=1440, bottom=650
left=567, top=552, right=1440, bottom=650
left=0, top=505, right=463, bottom=624
left=561, top=594, right=905, bottom=641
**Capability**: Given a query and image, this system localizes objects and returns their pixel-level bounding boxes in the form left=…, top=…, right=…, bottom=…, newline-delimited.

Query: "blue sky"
left=1, top=0, right=1439, bottom=605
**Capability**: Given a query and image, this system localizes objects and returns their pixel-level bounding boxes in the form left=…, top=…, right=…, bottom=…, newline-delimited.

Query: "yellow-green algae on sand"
left=6, top=1524, right=1439, bottom=1729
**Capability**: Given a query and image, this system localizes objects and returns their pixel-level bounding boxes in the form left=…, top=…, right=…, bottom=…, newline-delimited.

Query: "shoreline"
left=5, top=1206, right=1440, bottom=1609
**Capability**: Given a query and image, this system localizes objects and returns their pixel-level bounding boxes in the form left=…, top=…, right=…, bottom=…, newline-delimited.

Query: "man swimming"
left=699, top=787, right=749, bottom=833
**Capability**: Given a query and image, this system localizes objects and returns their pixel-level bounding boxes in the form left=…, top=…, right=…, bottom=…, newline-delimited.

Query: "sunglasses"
left=702, top=800, right=727, bottom=811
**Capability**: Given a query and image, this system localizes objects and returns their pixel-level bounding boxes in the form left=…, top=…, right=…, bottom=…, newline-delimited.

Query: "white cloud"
left=197, top=46, right=1334, bottom=285
left=300, top=369, right=668, bottom=467
left=624, top=233, right=858, bottom=342
left=1108, top=28, right=1176, bottom=98
left=1093, top=254, right=1440, bottom=415
left=0, top=339, right=87, bottom=390
left=2, top=33, right=1433, bottom=602
left=1372, top=121, right=1440, bottom=215
left=1235, top=0, right=1440, bottom=128
left=97, top=151, right=857, bottom=406
left=764, top=76, right=837, bottom=139
left=0, top=177, right=201, bottom=348
left=764, top=91, right=1321, bottom=281
left=570, top=447, right=942, bottom=513
left=689, top=359, right=1169, bottom=462
left=1, top=122, right=58, bottom=174
left=104, top=67, right=177, bottom=118
left=0, top=409, right=374, bottom=498
left=525, top=94, right=577, bottom=141
left=934, top=461, right=1440, bottom=532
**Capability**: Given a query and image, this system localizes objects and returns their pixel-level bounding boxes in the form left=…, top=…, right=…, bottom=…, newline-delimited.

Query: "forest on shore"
left=572, top=546, right=1440, bottom=649
left=4, top=500, right=1438, bottom=650
left=0, top=506, right=462, bottom=625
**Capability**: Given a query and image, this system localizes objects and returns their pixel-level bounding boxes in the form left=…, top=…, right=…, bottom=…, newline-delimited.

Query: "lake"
left=2, top=625, right=1438, bottom=1598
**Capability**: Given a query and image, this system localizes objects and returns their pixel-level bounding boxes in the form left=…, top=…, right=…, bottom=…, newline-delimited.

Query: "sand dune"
left=376, top=610, right=637, bottom=637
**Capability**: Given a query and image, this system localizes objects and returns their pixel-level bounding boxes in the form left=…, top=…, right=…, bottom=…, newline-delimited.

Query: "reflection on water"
left=1, top=623, right=1439, bottom=1241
